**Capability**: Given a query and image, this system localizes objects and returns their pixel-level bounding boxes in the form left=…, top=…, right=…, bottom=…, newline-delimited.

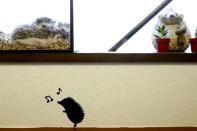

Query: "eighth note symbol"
left=45, top=96, right=53, bottom=103
left=57, top=88, right=62, bottom=95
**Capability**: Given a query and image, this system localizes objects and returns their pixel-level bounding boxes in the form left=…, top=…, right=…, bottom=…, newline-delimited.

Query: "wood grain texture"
left=0, top=53, right=196, bottom=62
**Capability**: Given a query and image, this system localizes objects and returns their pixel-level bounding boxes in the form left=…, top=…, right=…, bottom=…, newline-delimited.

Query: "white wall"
left=0, top=64, right=197, bottom=128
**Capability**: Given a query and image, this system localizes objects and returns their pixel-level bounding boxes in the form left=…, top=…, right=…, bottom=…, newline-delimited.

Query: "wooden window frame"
left=0, top=52, right=196, bottom=63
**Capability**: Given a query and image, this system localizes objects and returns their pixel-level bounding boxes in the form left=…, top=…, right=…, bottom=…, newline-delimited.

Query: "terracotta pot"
left=156, top=38, right=170, bottom=53
left=189, top=38, right=197, bottom=53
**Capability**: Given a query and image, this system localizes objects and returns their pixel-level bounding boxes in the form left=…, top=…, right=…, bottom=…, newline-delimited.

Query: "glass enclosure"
left=1, top=0, right=196, bottom=53
left=0, top=0, right=71, bottom=51
left=74, top=0, right=196, bottom=53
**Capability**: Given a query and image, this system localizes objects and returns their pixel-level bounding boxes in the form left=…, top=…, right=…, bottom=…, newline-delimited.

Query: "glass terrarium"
left=0, top=0, right=73, bottom=52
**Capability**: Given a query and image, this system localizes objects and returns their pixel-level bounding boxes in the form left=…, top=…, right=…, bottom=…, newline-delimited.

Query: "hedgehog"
left=48, top=22, right=70, bottom=41
left=57, top=22, right=70, bottom=40
left=11, top=24, right=61, bottom=49
left=11, top=24, right=50, bottom=41
left=32, top=17, right=56, bottom=32
left=0, top=31, right=6, bottom=42
left=57, top=97, right=85, bottom=128
left=12, top=17, right=58, bottom=41
left=11, top=17, right=69, bottom=49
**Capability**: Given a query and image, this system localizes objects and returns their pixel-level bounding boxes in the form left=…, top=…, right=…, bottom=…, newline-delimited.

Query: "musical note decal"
left=44, top=88, right=62, bottom=103
left=45, top=96, right=53, bottom=103
left=57, top=88, right=62, bottom=95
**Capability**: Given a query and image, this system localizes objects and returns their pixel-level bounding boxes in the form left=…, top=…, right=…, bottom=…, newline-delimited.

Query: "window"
left=0, top=0, right=196, bottom=62
left=74, top=0, right=196, bottom=53
left=0, top=0, right=70, bottom=34
left=0, top=0, right=71, bottom=51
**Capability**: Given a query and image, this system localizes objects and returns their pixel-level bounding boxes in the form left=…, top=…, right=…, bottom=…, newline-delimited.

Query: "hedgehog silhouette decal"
left=57, top=97, right=85, bottom=127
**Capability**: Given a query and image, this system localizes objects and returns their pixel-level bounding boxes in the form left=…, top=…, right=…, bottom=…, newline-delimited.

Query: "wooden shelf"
left=0, top=52, right=196, bottom=62
left=0, top=127, right=196, bottom=131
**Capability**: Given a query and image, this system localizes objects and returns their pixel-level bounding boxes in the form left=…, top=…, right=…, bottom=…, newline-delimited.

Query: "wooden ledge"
left=0, top=127, right=196, bottom=131
left=0, top=52, right=196, bottom=62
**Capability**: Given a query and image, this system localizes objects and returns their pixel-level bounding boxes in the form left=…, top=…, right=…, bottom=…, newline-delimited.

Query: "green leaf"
left=156, top=25, right=168, bottom=37
left=157, top=28, right=162, bottom=33
left=162, top=25, right=165, bottom=31
left=154, top=35, right=160, bottom=38
left=162, top=32, right=168, bottom=37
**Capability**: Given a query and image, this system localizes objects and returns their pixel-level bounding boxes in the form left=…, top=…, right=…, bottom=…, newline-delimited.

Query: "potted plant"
left=189, top=30, right=197, bottom=53
left=154, top=25, right=170, bottom=53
